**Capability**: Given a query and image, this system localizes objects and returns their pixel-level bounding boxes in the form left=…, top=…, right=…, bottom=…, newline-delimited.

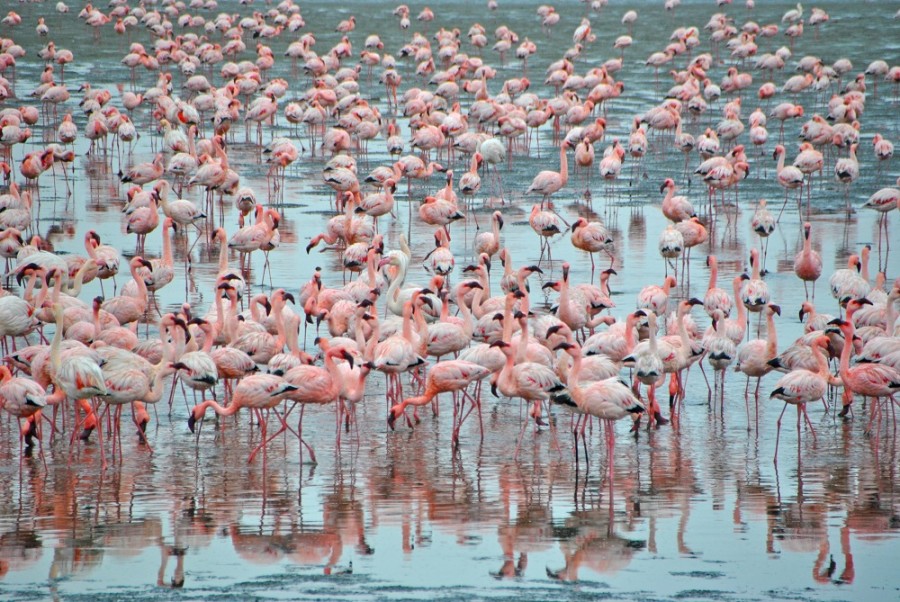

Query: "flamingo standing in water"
left=793, top=222, right=823, bottom=299
left=769, top=336, right=832, bottom=464
left=526, top=140, right=569, bottom=208
left=187, top=374, right=299, bottom=465
left=772, top=144, right=804, bottom=221
left=552, top=341, right=644, bottom=512
left=570, top=217, right=614, bottom=279
left=387, top=359, right=491, bottom=446
left=830, top=316, right=900, bottom=421
left=735, top=303, right=781, bottom=425
left=529, top=203, right=563, bottom=264
left=0, top=365, right=47, bottom=465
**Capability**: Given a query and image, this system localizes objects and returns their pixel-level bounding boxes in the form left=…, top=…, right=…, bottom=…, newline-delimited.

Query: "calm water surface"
left=0, top=1, right=899, bottom=600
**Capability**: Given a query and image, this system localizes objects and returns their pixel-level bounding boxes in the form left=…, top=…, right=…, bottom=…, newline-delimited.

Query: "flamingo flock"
left=0, top=0, right=895, bottom=538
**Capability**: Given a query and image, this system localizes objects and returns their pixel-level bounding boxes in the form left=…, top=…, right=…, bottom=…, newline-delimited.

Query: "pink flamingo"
left=831, top=316, right=900, bottom=421
left=735, top=303, right=781, bottom=425
left=793, top=222, right=823, bottom=299
left=773, top=145, right=804, bottom=221
left=660, top=178, right=694, bottom=223
left=769, top=335, right=832, bottom=464
left=526, top=140, right=569, bottom=208
left=187, top=374, right=299, bottom=465
left=0, top=365, right=47, bottom=465
left=387, top=359, right=492, bottom=445
left=553, top=341, right=645, bottom=505
left=571, top=217, right=614, bottom=278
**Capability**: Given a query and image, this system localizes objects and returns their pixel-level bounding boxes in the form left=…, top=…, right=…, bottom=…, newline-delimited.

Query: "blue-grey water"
left=0, top=1, right=898, bottom=600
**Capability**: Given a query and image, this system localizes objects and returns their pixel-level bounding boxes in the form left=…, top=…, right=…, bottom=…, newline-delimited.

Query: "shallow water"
left=1, top=0, right=899, bottom=600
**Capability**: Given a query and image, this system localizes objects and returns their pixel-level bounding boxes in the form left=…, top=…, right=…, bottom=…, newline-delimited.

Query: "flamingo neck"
left=559, top=144, right=568, bottom=186
left=568, top=349, right=583, bottom=403
left=218, top=234, right=229, bottom=273
left=458, top=293, right=474, bottom=338
left=130, top=262, right=149, bottom=301
left=765, top=312, right=778, bottom=357
left=624, top=314, right=637, bottom=353
left=201, top=324, right=214, bottom=353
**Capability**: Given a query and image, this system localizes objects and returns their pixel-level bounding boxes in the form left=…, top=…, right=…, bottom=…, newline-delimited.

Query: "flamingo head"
left=542, top=280, right=559, bottom=292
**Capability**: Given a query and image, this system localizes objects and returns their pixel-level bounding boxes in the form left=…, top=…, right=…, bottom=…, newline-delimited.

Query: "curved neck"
left=130, top=262, right=148, bottom=300
left=365, top=315, right=380, bottom=361
left=201, top=323, right=214, bottom=353
left=733, top=279, right=747, bottom=323
left=516, top=318, right=530, bottom=362
left=67, top=260, right=93, bottom=297
left=501, top=296, right=515, bottom=342
left=765, top=311, right=778, bottom=356
left=145, top=365, right=173, bottom=404
left=624, top=313, right=637, bottom=352
left=200, top=398, right=240, bottom=418
left=838, top=326, right=853, bottom=377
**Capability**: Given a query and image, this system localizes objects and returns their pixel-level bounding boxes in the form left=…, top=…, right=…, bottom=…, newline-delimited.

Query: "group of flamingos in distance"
left=0, top=0, right=897, bottom=512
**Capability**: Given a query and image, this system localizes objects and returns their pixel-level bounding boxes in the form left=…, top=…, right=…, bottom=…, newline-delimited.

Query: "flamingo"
left=571, top=217, right=614, bottom=278
left=492, top=340, right=565, bottom=454
left=773, top=144, right=804, bottom=221
left=741, top=248, right=770, bottom=335
left=831, top=317, right=900, bottom=420
left=735, top=303, right=781, bottom=423
left=552, top=341, right=644, bottom=504
left=769, top=336, right=832, bottom=464
left=387, top=359, right=491, bottom=445
left=526, top=141, right=569, bottom=208
left=704, top=255, right=733, bottom=319
left=793, top=222, right=823, bottom=299
left=187, top=374, right=299, bottom=465
left=660, top=178, right=694, bottom=223
left=474, top=211, right=504, bottom=259
left=750, top=200, right=776, bottom=273
left=529, top=203, right=563, bottom=264
left=0, top=365, right=47, bottom=464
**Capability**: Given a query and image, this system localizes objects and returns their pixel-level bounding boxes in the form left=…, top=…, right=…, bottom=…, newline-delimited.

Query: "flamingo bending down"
left=387, top=359, right=492, bottom=445
left=187, top=374, right=300, bottom=464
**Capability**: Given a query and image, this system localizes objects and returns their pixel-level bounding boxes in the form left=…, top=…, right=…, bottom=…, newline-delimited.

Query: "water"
left=1, top=0, right=899, bottom=600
